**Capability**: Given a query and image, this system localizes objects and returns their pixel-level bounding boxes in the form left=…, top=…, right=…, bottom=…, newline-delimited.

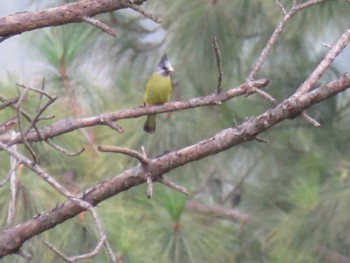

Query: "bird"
left=143, top=54, right=174, bottom=133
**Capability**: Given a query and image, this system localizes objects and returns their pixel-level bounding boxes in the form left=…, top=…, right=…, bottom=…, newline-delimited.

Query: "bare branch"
left=295, top=29, right=350, bottom=95
left=146, top=176, right=153, bottom=199
left=5, top=136, right=19, bottom=228
left=0, top=97, right=19, bottom=111
left=101, top=120, right=124, bottom=133
left=211, top=34, right=223, bottom=94
left=247, top=0, right=326, bottom=81
left=0, top=161, right=21, bottom=187
left=0, top=141, right=73, bottom=198
left=246, top=87, right=276, bottom=103
left=158, top=177, right=190, bottom=196
left=45, top=139, right=85, bottom=157
left=0, top=117, right=17, bottom=136
left=273, top=0, right=287, bottom=15
left=17, top=83, right=54, bottom=100
left=15, top=249, right=32, bottom=261
left=1, top=79, right=270, bottom=145
left=322, top=43, right=332, bottom=49
left=82, top=16, right=117, bottom=37
left=126, top=2, right=161, bottom=24
left=0, top=0, right=147, bottom=40
left=45, top=198, right=116, bottom=262
left=97, top=146, right=148, bottom=165
left=15, top=87, right=38, bottom=164
left=300, top=112, right=321, bottom=127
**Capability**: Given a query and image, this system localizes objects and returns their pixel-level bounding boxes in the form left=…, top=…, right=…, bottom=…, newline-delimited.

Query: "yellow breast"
left=144, top=72, right=172, bottom=105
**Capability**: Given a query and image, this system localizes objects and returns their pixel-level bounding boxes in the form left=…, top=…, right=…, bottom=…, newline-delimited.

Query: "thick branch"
left=0, top=0, right=146, bottom=39
left=0, top=73, right=349, bottom=257
left=0, top=79, right=269, bottom=145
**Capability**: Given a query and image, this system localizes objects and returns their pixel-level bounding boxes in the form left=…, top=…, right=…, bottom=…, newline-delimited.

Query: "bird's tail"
left=144, top=114, right=156, bottom=134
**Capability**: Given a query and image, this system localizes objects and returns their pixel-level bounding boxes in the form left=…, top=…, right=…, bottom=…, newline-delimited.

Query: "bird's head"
left=157, top=54, right=174, bottom=76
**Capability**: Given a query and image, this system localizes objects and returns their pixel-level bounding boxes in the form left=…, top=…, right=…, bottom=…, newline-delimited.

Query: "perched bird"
left=143, top=54, right=174, bottom=133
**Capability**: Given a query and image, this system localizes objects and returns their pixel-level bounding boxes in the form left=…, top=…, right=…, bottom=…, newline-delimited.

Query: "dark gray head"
left=156, top=54, right=174, bottom=76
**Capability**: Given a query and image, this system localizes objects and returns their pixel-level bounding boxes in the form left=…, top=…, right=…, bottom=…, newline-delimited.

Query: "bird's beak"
left=168, top=66, right=174, bottom=72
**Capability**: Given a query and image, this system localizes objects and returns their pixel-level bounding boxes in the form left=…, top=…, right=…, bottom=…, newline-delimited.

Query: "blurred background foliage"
left=1, top=0, right=350, bottom=262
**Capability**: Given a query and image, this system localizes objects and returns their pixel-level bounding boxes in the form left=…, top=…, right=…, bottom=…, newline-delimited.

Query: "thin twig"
left=223, top=154, right=264, bottom=204
left=159, top=177, right=190, bottom=196
left=5, top=134, right=18, bottom=228
left=101, top=119, right=124, bottom=133
left=212, top=34, right=223, bottom=94
left=273, top=0, right=287, bottom=15
left=146, top=176, right=153, bottom=199
left=15, top=86, right=38, bottom=164
left=0, top=141, right=73, bottom=197
left=322, top=43, right=332, bottom=49
left=300, top=112, right=321, bottom=127
left=37, top=115, right=55, bottom=121
left=254, top=136, right=269, bottom=144
left=295, top=29, right=350, bottom=95
left=126, top=2, right=161, bottom=24
left=16, top=249, right=33, bottom=261
left=0, top=138, right=115, bottom=261
left=0, top=161, right=21, bottom=187
left=246, top=87, right=276, bottom=103
left=97, top=146, right=148, bottom=165
left=0, top=96, right=19, bottom=111
left=17, top=82, right=54, bottom=100
left=24, top=96, right=57, bottom=138
left=0, top=117, right=17, bottom=136
left=0, top=96, right=34, bottom=127
left=247, top=0, right=326, bottom=81
left=82, top=16, right=117, bottom=37
left=192, top=165, right=216, bottom=195
left=45, top=139, right=85, bottom=156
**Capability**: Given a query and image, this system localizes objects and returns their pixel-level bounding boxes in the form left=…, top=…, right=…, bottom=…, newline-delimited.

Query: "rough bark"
left=0, top=0, right=146, bottom=38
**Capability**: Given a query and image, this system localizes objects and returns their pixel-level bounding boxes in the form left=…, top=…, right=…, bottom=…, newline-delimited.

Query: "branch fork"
left=97, top=145, right=190, bottom=198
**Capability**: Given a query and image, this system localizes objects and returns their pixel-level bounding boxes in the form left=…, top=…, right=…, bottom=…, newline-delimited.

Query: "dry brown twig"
left=0, top=97, right=19, bottom=111
left=0, top=0, right=147, bottom=41
left=101, top=119, right=124, bottom=133
left=82, top=16, right=117, bottom=37
left=0, top=140, right=116, bottom=262
left=246, top=0, right=327, bottom=127
left=273, top=0, right=287, bottom=15
left=247, top=0, right=326, bottom=80
left=44, top=199, right=116, bottom=263
left=97, top=145, right=189, bottom=197
left=295, top=29, right=350, bottom=95
left=5, top=133, right=19, bottom=229
left=125, top=0, right=161, bottom=24
left=98, top=145, right=148, bottom=164
left=15, top=86, right=38, bottom=164
left=159, top=176, right=190, bottom=196
left=212, top=34, right=223, bottom=94
left=0, top=161, right=21, bottom=187
left=0, top=117, right=17, bottom=136
left=45, top=139, right=85, bottom=157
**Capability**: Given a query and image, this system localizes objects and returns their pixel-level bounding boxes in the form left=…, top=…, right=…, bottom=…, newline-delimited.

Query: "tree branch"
left=0, top=79, right=270, bottom=145
left=0, top=73, right=349, bottom=257
left=0, top=0, right=147, bottom=40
